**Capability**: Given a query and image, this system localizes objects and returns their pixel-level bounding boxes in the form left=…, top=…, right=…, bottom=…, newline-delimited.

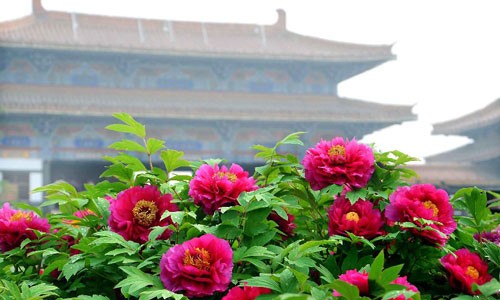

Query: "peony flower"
left=302, top=137, right=375, bottom=190
left=328, top=196, right=385, bottom=239
left=0, top=203, right=50, bottom=252
left=385, top=184, right=457, bottom=246
left=160, top=234, right=233, bottom=298
left=440, top=248, right=493, bottom=295
left=333, top=269, right=369, bottom=297
left=268, top=211, right=296, bottom=240
left=108, top=185, right=178, bottom=244
left=389, top=276, right=419, bottom=300
left=222, top=284, right=272, bottom=300
left=188, top=163, right=258, bottom=215
left=474, top=225, right=500, bottom=246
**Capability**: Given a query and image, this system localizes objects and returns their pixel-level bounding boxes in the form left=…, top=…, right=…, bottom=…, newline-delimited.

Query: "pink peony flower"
left=333, top=269, right=369, bottom=297
left=108, top=185, right=179, bottom=244
left=222, top=284, right=272, bottom=300
left=328, top=196, right=385, bottom=239
left=268, top=211, right=296, bottom=240
left=440, top=248, right=493, bottom=295
left=385, top=184, right=457, bottom=246
left=160, top=234, right=233, bottom=298
left=302, top=137, right=375, bottom=190
left=474, top=225, right=500, bottom=246
left=389, top=276, right=419, bottom=300
left=0, top=203, right=50, bottom=252
left=188, top=163, right=258, bottom=215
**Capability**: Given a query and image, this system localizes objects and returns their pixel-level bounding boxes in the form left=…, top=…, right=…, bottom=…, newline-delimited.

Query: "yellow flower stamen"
left=10, top=211, right=32, bottom=222
left=132, top=200, right=158, bottom=226
left=214, top=171, right=237, bottom=182
left=328, top=145, right=345, bottom=158
left=423, top=201, right=439, bottom=217
left=466, top=266, right=479, bottom=280
left=183, top=247, right=212, bottom=271
left=345, top=212, right=360, bottom=223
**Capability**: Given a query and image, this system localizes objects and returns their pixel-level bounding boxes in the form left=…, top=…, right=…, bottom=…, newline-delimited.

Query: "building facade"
left=0, top=0, right=415, bottom=203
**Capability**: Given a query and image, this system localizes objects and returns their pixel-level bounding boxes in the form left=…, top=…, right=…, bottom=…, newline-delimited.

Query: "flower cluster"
left=0, top=114, right=498, bottom=300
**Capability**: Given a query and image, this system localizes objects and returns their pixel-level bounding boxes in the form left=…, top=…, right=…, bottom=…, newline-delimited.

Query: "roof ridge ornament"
left=32, top=0, right=46, bottom=15
left=275, top=9, right=286, bottom=30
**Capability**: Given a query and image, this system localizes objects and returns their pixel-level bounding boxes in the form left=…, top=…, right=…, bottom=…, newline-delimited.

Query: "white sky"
left=1, top=0, right=499, bottom=162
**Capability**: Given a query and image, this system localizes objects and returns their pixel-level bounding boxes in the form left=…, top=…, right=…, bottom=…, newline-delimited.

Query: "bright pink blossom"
left=389, top=276, right=419, bottom=300
left=328, top=197, right=385, bottom=239
left=160, top=234, right=233, bottom=298
left=385, top=184, right=457, bottom=246
left=333, top=269, right=369, bottom=296
left=0, top=203, right=50, bottom=252
left=108, top=185, right=178, bottom=244
left=302, top=137, right=375, bottom=190
left=222, top=285, right=272, bottom=300
left=189, top=163, right=258, bottom=215
left=441, top=248, right=493, bottom=295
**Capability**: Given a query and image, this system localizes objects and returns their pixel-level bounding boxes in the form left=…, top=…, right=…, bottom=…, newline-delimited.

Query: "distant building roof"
left=0, top=1, right=394, bottom=62
left=0, top=83, right=415, bottom=123
left=432, top=99, right=500, bottom=135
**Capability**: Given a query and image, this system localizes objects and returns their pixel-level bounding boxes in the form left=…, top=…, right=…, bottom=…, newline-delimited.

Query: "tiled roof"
left=0, top=84, right=416, bottom=123
left=410, top=164, right=500, bottom=189
left=425, top=138, right=500, bottom=163
left=0, top=2, right=394, bottom=62
left=433, top=99, right=500, bottom=135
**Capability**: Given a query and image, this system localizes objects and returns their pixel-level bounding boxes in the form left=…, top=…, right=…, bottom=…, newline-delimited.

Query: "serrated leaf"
left=107, top=113, right=146, bottom=138
left=146, top=138, right=165, bottom=155
left=109, top=139, right=147, bottom=153
left=161, top=149, right=190, bottom=173
left=245, top=275, right=282, bottom=292
left=62, top=260, right=85, bottom=280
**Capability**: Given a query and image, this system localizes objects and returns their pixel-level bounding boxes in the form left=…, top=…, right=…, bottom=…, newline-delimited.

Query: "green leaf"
left=75, top=295, right=112, bottom=300
left=109, top=139, right=147, bottom=153
left=62, top=259, right=86, bottom=280
left=245, top=275, right=282, bottom=292
left=26, top=282, right=59, bottom=299
left=368, top=251, right=384, bottom=282
left=116, top=266, right=164, bottom=296
left=345, top=189, right=368, bottom=204
left=276, top=132, right=306, bottom=147
left=330, top=279, right=361, bottom=300
left=146, top=138, right=165, bottom=155
left=139, top=289, right=186, bottom=300
left=161, top=149, right=191, bottom=173
left=476, top=278, right=500, bottom=296
left=148, top=226, right=168, bottom=241
left=106, top=112, right=146, bottom=138
left=380, top=264, right=404, bottom=285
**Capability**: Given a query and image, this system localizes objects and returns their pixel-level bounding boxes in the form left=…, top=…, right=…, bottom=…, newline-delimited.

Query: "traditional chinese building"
left=412, top=99, right=500, bottom=193
left=0, top=0, right=415, bottom=203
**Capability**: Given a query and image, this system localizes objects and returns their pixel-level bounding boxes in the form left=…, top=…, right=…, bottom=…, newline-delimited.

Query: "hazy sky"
left=1, top=0, right=499, bottom=162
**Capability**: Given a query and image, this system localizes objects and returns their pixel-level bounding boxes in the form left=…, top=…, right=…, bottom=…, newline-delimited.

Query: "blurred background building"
left=0, top=0, right=498, bottom=204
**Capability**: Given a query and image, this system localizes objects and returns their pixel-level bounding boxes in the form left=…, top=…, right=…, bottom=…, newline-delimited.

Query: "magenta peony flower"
left=222, top=284, right=272, bottom=300
left=474, top=225, right=500, bottom=246
left=389, top=276, right=419, bottom=300
left=0, top=203, right=50, bottom=252
left=159, top=234, right=233, bottom=298
left=441, top=248, right=493, bottom=295
left=328, top=196, right=385, bottom=239
left=268, top=211, right=296, bottom=240
left=333, top=269, right=369, bottom=297
left=188, top=163, right=258, bottom=215
left=302, top=137, right=375, bottom=190
left=385, top=184, right=457, bottom=246
left=108, top=185, right=179, bottom=244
